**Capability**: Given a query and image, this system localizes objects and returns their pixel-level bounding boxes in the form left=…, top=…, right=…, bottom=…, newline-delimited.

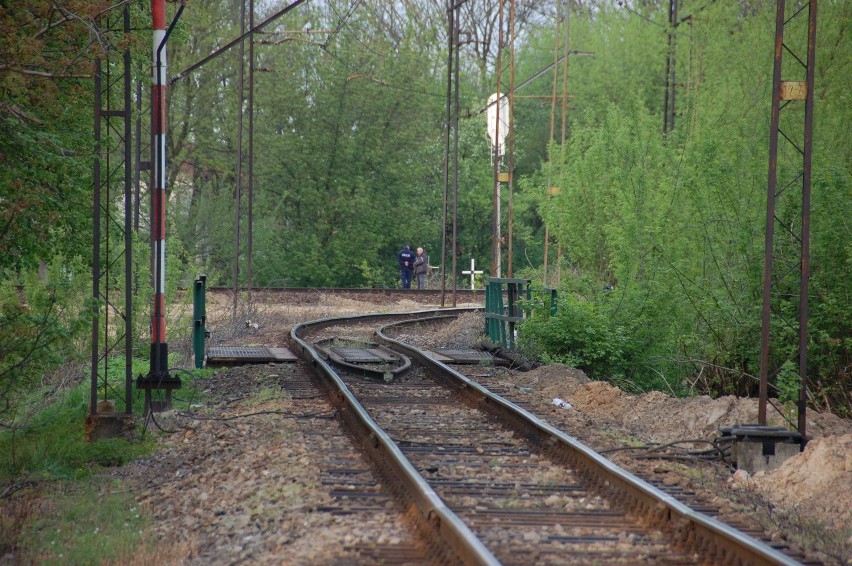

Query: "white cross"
left=462, top=258, right=484, bottom=290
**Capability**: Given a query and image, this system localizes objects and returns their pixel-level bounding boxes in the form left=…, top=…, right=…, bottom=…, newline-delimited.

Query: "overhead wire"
left=322, top=0, right=364, bottom=49
left=610, top=0, right=667, bottom=29
left=329, top=0, right=383, bottom=59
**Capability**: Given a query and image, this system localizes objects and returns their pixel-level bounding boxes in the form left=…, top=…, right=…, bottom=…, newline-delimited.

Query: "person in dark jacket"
left=414, top=247, right=429, bottom=289
left=397, top=243, right=416, bottom=289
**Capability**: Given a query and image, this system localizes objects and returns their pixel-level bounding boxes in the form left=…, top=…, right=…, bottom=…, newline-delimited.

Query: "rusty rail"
left=290, top=308, right=498, bottom=566
left=291, top=309, right=801, bottom=565
left=377, top=316, right=802, bottom=566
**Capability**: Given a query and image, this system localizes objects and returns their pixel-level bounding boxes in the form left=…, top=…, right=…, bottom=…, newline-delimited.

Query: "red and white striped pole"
left=150, top=0, right=168, bottom=378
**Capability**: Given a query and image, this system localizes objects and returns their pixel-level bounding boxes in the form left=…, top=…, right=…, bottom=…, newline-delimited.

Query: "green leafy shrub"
left=1, top=261, right=90, bottom=424
left=522, top=293, right=630, bottom=379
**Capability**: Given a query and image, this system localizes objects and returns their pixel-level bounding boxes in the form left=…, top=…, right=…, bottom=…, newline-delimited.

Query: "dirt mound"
left=503, top=362, right=852, bottom=561
left=511, top=363, right=591, bottom=397
left=503, top=364, right=852, bottom=444
left=751, top=434, right=852, bottom=528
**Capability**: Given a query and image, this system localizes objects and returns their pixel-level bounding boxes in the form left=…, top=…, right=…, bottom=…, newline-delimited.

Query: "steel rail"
left=375, top=317, right=802, bottom=566
left=290, top=308, right=499, bottom=566
left=203, top=286, right=484, bottom=295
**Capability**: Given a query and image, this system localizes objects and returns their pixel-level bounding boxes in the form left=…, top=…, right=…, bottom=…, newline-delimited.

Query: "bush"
left=522, top=292, right=630, bottom=379
left=1, top=261, right=90, bottom=425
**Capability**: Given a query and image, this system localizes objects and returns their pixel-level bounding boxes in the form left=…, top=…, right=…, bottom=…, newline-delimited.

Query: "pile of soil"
left=750, top=434, right=852, bottom=528
left=497, top=362, right=852, bottom=562
left=513, top=364, right=852, bottom=443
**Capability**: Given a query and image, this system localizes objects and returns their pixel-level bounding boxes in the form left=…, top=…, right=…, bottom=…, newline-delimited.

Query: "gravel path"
left=121, top=364, right=430, bottom=565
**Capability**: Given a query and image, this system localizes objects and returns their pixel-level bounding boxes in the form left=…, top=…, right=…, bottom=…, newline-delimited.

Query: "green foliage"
left=0, top=261, right=91, bottom=422
left=520, top=2, right=850, bottom=412
left=357, top=260, right=397, bottom=288
left=522, top=280, right=683, bottom=394
left=0, top=359, right=211, bottom=482
left=776, top=361, right=801, bottom=406
left=12, top=478, right=150, bottom=565
left=0, top=2, right=111, bottom=271
left=0, top=374, right=147, bottom=482
left=522, top=293, right=629, bottom=378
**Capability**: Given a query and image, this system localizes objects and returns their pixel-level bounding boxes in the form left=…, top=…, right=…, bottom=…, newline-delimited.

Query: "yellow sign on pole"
left=498, top=172, right=510, bottom=183
left=780, top=81, right=807, bottom=100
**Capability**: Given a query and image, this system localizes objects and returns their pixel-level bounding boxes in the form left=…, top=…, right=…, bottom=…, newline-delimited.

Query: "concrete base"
left=736, top=441, right=801, bottom=473
left=720, top=424, right=804, bottom=474
left=85, top=412, right=136, bottom=442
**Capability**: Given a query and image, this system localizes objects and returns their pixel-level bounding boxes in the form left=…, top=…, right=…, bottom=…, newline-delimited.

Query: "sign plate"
left=780, top=81, right=807, bottom=100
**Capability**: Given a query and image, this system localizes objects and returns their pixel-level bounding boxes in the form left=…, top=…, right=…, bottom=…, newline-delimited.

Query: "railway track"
left=201, top=286, right=486, bottom=305
left=288, top=309, right=806, bottom=566
left=273, top=364, right=432, bottom=564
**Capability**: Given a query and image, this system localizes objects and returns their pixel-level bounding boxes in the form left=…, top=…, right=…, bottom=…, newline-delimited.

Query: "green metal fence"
left=484, top=278, right=531, bottom=349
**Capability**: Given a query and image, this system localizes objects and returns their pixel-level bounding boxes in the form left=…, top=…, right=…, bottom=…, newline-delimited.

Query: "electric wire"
left=175, top=408, right=338, bottom=422
left=139, top=364, right=337, bottom=439
left=610, top=0, right=667, bottom=29
left=599, top=438, right=729, bottom=462
left=329, top=0, right=383, bottom=61
left=322, top=0, right=363, bottom=49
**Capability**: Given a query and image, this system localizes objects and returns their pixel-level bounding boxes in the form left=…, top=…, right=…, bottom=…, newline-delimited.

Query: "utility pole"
left=233, top=0, right=246, bottom=320
left=492, top=0, right=505, bottom=278
left=663, top=1, right=717, bottom=134
left=441, top=0, right=464, bottom=307
left=556, top=0, right=570, bottom=286
left=451, top=7, right=461, bottom=307
left=758, top=0, right=817, bottom=438
left=663, top=0, right=678, bottom=133
left=89, top=4, right=135, bottom=439
left=440, top=1, right=454, bottom=308
left=542, top=2, right=562, bottom=286
left=506, top=0, right=516, bottom=278
left=541, top=0, right=582, bottom=287
left=247, top=0, right=255, bottom=313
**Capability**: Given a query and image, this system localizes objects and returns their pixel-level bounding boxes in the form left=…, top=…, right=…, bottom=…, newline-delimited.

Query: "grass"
left=240, top=384, right=291, bottom=407
left=12, top=478, right=148, bottom=565
left=0, top=357, right=212, bottom=563
left=0, top=377, right=154, bottom=482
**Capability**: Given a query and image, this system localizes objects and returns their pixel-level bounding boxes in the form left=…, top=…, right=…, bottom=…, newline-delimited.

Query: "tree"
left=0, top=1, right=113, bottom=271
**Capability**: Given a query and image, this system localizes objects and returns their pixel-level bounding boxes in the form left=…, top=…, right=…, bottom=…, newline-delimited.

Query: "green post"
left=485, top=281, right=492, bottom=338
left=497, top=283, right=506, bottom=348
left=487, top=280, right=499, bottom=344
left=507, top=282, right=516, bottom=349
left=192, top=274, right=207, bottom=369
left=550, top=288, right=558, bottom=317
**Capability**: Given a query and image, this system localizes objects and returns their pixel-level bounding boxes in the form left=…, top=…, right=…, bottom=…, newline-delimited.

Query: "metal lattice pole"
left=233, top=0, right=246, bottom=320
left=440, top=1, right=453, bottom=307
left=758, top=0, right=817, bottom=437
left=89, top=5, right=134, bottom=435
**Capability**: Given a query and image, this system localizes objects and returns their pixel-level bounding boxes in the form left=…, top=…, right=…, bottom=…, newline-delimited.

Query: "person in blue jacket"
left=397, top=243, right=416, bottom=289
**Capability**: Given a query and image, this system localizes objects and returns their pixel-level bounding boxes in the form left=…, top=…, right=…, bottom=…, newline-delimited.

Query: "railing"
left=484, top=278, right=530, bottom=348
